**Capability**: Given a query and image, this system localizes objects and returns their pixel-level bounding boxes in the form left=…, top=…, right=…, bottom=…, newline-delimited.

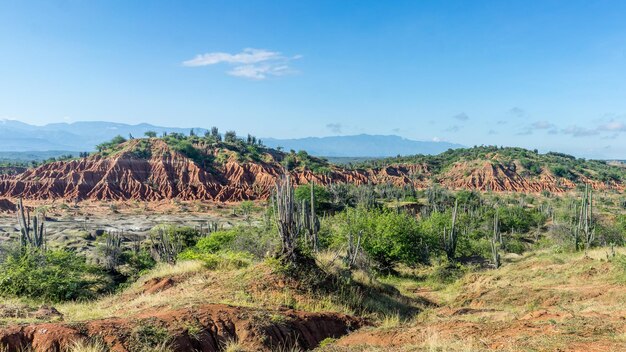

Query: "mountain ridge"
left=264, top=134, right=463, bottom=157
left=0, top=137, right=624, bottom=204
left=0, top=120, right=462, bottom=158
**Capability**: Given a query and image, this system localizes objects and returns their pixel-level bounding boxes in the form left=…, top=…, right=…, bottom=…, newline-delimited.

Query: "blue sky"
left=1, top=1, right=626, bottom=158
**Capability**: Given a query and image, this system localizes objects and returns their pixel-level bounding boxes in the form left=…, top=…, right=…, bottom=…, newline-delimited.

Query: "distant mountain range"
left=0, top=120, right=462, bottom=158
left=0, top=120, right=207, bottom=152
left=264, top=134, right=463, bottom=157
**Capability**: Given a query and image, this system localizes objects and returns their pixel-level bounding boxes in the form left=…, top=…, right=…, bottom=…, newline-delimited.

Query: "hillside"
left=352, top=146, right=626, bottom=192
left=2, top=235, right=626, bottom=351
left=0, top=135, right=372, bottom=202
left=0, top=138, right=624, bottom=203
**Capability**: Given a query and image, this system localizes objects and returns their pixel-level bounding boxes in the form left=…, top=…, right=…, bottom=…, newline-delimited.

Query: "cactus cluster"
left=273, top=175, right=320, bottom=262
left=16, top=198, right=46, bottom=250
left=576, top=184, right=594, bottom=252
left=442, top=199, right=458, bottom=261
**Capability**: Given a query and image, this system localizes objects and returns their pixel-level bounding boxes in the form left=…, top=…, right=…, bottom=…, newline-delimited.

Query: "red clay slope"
left=0, top=140, right=372, bottom=202
left=0, top=140, right=620, bottom=202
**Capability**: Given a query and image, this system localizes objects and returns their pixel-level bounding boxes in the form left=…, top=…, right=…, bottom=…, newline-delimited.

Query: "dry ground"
left=323, top=248, right=626, bottom=352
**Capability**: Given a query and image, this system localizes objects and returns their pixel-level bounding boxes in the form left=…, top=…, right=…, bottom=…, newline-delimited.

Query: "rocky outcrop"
left=0, top=140, right=621, bottom=202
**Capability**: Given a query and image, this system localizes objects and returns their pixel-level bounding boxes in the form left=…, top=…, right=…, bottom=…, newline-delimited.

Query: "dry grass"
left=136, top=260, right=205, bottom=284
left=5, top=243, right=626, bottom=352
left=321, top=248, right=626, bottom=351
left=378, top=312, right=401, bottom=329
left=223, top=339, right=247, bottom=352
left=67, top=340, right=109, bottom=352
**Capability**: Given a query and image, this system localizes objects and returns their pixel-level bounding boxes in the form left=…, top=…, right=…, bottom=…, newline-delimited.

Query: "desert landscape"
left=0, top=133, right=624, bottom=351
left=2, top=1, right=626, bottom=351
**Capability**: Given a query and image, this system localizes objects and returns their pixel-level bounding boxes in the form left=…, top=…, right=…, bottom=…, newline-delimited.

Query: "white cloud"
left=228, top=64, right=291, bottom=80
left=183, top=48, right=300, bottom=80
left=183, top=48, right=281, bottom=66
left=598, top=121, right=626, bottom=132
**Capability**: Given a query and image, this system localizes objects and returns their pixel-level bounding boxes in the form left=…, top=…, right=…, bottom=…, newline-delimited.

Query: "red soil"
left=0, top=304, right=363, bottom=352
left=0, top=140, right=620, bottom=203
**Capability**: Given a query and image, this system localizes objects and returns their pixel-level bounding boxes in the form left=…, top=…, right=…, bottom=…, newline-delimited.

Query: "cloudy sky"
left=2, top=1, right=626, bottom=158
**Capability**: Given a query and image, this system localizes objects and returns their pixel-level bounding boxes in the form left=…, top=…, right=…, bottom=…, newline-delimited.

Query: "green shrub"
left=503, top=237, right=526, bottom=254
left=121, top=249, right=157, bottom=281
left=0, top=249, right=109, bottom=302
left=178, top=251, right=253, bottom=270
left=151, top=225, right=201, bottom=248
left=498, top=206, right=545, bottom=233
left=127, top=320, right=172, bottom=352
left=195, top=230, right=237, bottom=253
left=225, top=226, right=278, bottom=259
left=295, top=184, right=330, bottom=211
left=427, top=262, right=467, bottom=285
left=332, top=208, right=426, bottom=271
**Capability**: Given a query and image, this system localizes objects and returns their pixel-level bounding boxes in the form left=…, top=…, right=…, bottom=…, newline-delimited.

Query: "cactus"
left=274, top=175, right=302, bottom=262
left=346, top=229, right=363, bottom=268
left=16, top=198, right=46, bottom=250
left=300, top=182, right=321, bottom=252
left=491, top=211, right=501, bottom=269
left=199, top=221, right=219, bottom=237
left=102, top=232, right=123, bottom=270
left=150, top=227, right=183, bottom=264
left=578, top=184, right=594, bottom=253
left=442, top=199, right=458, bottom=261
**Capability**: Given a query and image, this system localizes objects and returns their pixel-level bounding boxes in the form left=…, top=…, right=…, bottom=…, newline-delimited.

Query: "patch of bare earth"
left=0, top=304, right=363, bottom=352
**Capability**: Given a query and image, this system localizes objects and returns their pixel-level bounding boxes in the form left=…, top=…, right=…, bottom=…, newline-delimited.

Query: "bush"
left=195, top=229, right=237, bottom=253
left=179, top=226, right=277, bottom=263
left=121, top=249, right=157, bottom=281
left=0, top=249, right=110, bottom=302
left=503, top=237, right=526, bottom=254
left=498, top=206, right=545, bottom=233
left=332, top=208, right=426, bottom=271
left=127, top=320, right=172, bottom=352
left=295, top=184, right=330, bottom=211
left=151, top=225, right=201, bottom=249
left=225, top=226, right=278, bottom=259
left=177, top=251, right=253, bottom=270
left=427, top=262, right=467, bottom=285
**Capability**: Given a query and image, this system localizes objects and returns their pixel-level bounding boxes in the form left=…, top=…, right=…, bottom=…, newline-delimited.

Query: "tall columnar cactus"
left=274, top=175, right=302, bottom=262
left=150, top=227, right=183, bottom=264
left=491, top=211, right=501, bottom=269
left=16, top=198, right=46, bottom=250
left=578, top=184, right=594, bottom=252
left=198, top=221, right=219, bottom=237
left=102, top=232, right=123, bottom=270
left=346, top=229, right=363, bottom=269
left=301, top=182, right=320, bottom=252
left=442, top=199, right=458, bottom=261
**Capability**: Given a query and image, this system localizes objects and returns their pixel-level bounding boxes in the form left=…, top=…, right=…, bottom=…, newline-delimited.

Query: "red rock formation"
left=0, top=140, right=621, bottom=202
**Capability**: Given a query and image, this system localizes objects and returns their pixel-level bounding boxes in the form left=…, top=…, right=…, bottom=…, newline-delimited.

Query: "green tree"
left=224, top=130, right=237, bottom=143
left=295, top=184, right=330, bottom=211
left=0, top=249, right=109, bottom=302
